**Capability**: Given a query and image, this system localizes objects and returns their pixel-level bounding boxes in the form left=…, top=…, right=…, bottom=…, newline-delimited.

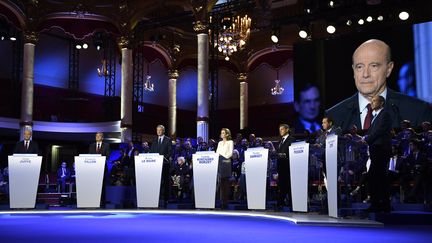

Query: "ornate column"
left=20, top=31, right=38, bottom=139
left=168, top=69, right=179, bottom=138
left=194, top=22, right=209, bottom=142
left=238, top=73, right=248, bottom=130
left=119, top=36, right=133, bottom=142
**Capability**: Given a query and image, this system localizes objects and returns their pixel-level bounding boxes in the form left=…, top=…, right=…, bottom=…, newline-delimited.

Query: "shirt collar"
left=358, top=88, right=387, bottom=111
left=282, top=134, right=289, bottom=140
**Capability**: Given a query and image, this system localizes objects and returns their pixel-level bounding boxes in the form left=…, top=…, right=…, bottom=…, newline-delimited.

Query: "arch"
left=247, top=45, right=293, bottom=72
left=0, top=1, right=26, bottom=29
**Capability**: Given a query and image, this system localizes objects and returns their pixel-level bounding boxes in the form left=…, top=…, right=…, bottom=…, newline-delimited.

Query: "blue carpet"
left=0, top=213, right=431, bottom=243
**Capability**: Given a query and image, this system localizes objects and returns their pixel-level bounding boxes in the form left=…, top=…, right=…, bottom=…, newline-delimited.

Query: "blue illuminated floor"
left=0, top=211, right=431, bottom=243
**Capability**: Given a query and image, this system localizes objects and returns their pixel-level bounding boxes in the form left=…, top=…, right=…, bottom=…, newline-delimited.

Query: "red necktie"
left=363, top=104, right=373, bottom=130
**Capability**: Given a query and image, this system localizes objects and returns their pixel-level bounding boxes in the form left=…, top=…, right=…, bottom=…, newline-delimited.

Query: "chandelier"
left=97, top=59, right=109, bottom=77
left=271, top=69, right=284, bottom=95
left=144, top=63, right=154, bottom=92
left=215, top=15, right=251, bottom=61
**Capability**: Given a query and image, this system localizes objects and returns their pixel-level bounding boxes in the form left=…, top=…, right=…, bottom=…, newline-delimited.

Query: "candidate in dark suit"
left=326, top=39, right=432, bottom=133
left=276, top=124, right=296, bottom=210
left=88, top=132, right=110, bottom=207
left=89, top=132, right=110, bottom=157
left=364, top=95, right=393, bottom=212
left=315, top=117, right=342, bottom=148
left=13, top=130, right=39, bottom=154
left=150, top=125, right=172, bottom=208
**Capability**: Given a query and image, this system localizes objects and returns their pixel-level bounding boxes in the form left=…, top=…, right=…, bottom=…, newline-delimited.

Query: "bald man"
left=326, top=39, right=432, bottom=133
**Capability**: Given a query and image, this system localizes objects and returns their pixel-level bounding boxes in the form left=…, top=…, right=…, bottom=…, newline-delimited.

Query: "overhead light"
left=82, top=43, right=88, bottom=49
left=328, top=1, right=334, bottom=8
left=305, top=8, right=311, bottom=13
left=358, top=19, right=365, bottom=25
left=326, top=25, right=336, bottom=34
left=75, top=44, right=82, bottom=49
left=366, top=16, right=373, bottom=22
left=10, top=36, right=16, bottom=41
left=1, top=36, right=4, bottom=41
left=225, top=56, right=230, bottom=61
left=96, top=45, right=101, bottom=51
left=271, top=35, right=279, bottom=43
left=399, top=11, right=409, bottom=21
left=377, top=15, right=384, bottom=21
left=271, top=28, right=279, bottom=43
left=346, top=20, right=353, bottom=26
left=298, top=29, right=308, bottom=39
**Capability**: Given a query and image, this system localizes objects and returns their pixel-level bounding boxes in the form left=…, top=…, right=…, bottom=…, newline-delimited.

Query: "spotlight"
left=346, top=20, right=353, bottom=26
left=377, top=15, right=384, bottom=21
left=75, top=44, right=82, bottom=49
left=225, top=56, right=229, bottom=61
left=96, top=45, right=101, bottom=51
left=271, top=28, right=280, bottom=43
left=1, top=36, right=4, bottom=41
left=271, top=35, right=278, bottom=43
left=358, top=19, right=365, bottom=25
left=326, top=25, right=336, bottom=34
left=366, top=16, right=373, bottom=22
left=298, top=29, right=308, bottom=39
left=305, top=8, right=311, bottom=13
left=82, top=43, right=88, bottom=49
left=10, top=36, right=16, bottom=41
left=328, top=1, right=334, bottom=8
left=399, top=11, right=409, bottom=21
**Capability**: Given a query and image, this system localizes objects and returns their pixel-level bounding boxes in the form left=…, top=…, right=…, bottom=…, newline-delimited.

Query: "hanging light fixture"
left=271, top=69, right=284, bottom=95
left=97, top=59, right=109, bottom=77
left=216, top=14, right=251, bottom=61
left=144, top=62, right=155, bottom=92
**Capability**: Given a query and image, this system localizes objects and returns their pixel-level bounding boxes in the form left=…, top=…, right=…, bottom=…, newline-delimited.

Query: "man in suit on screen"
left=326, top=39, right=432, bottom=133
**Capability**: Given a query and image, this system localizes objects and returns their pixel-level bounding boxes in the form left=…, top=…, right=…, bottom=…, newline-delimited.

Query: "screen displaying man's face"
left=295, top=86, right=320, bottom=121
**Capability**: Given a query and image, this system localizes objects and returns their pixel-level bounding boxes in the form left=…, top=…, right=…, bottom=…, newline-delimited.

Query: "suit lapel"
left=385, top=89, right=401, bottom=127
left=344, top=94, right=361, bottom=130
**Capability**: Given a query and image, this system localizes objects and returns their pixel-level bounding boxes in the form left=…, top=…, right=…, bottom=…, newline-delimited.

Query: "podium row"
left=8, top=135, right=341, bottom=217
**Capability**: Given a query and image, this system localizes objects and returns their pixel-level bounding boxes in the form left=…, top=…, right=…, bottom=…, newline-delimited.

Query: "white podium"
left=193, top=151, right=219, bottom=209
left=289, top=142, right=310, bottom=212
left=134, top=153, right=164, bottom=208
left=8, top=154, right=42, bottom=208
left=74, top=154, right=106, bottom=208
left=326, top=135, right=339, bottom=218
left=244, top=147, right=268, bottom=210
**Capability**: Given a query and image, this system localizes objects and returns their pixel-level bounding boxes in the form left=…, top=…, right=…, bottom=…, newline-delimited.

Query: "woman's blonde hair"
left=221, top=128, right=232, bottom=140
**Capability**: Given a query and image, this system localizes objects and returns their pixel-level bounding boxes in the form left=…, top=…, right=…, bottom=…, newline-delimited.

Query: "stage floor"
left=0, top=210, right=430, bottom=243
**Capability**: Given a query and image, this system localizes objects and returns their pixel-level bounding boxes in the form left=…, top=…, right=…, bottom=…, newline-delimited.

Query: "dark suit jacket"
left=57, top=167, right=71, bottom=181
left=315, top=126, right=342, bottom=147
left=276, top=135, right=296, bottom=173
left=89, top=142, right=111, bottom=157
left=13, top=140, right=39, bottom=154
left=326, top=88, right=432, bottom=133
left=150, top=135, right=172, bottom=164
left=365, top=109, right=393, bottom=149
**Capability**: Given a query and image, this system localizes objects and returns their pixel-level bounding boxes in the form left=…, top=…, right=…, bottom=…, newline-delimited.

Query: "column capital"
left=168, top=69, right=179, bottom=79
left=193, top=21, right=209, bottom=34
left=238, top=73, right=247, bottom=82
left=117, top=36, right=131, bottom=49
left=196, top=116, right=209, bottom=122
left=24, top=31, right=38, bottom=44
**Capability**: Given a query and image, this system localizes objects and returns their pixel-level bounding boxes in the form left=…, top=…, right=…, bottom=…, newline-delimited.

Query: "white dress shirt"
left=216, top=140, right=234, bottom=159
left=359, top=88, right=387, bottom=129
